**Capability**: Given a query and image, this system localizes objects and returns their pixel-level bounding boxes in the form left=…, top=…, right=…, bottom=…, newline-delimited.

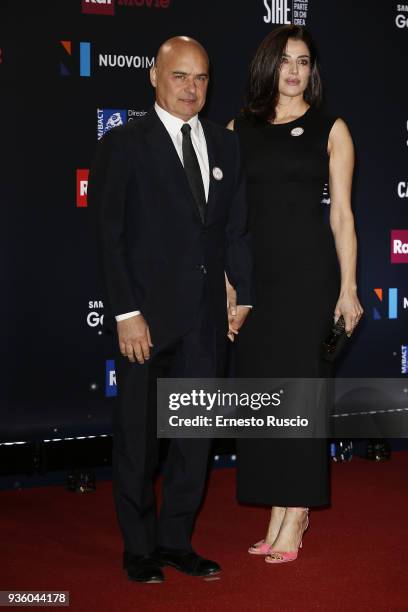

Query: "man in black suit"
left=88, top=36, right=253, bottom=583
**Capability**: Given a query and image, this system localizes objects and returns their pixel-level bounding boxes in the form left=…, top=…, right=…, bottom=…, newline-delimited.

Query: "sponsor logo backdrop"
left=1, top=0, right=407, bottom=440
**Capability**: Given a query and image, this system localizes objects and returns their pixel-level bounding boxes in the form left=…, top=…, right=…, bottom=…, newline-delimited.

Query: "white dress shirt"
left=154, top=102, right=210, bottom=200
left=115, top=103, right=250, bottom=322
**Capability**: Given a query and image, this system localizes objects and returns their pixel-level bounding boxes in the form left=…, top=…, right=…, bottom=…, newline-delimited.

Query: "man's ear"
left=150, top=65, right=157, bottom=88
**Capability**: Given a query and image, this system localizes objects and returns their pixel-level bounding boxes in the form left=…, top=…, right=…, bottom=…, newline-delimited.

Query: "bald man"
left=89, top=37, right=253, bottom=583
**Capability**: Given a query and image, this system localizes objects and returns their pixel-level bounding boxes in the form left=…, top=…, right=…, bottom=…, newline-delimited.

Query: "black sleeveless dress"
left=234, top=106, right=340, bottom=507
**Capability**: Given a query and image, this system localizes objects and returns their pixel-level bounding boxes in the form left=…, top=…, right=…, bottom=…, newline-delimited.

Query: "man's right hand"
left=117, top=315, right=153, bottom=364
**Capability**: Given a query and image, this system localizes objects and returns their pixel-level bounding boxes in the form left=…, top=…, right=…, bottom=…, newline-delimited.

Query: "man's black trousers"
left=112, top=288, right=227, bottom=555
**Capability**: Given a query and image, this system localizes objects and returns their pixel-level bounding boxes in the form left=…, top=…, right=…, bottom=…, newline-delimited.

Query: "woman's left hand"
left=334, top=289, right=364, bottom=337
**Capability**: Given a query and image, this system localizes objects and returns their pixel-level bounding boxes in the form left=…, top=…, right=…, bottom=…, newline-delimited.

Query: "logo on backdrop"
left=397, top=181, right=408, bottom=198
left=372, top=288, right=408, bottom=320
left=117, top=0, right=171, bottom=8
left=373, top=288, right=398, bottom=320
left=97, top=108, right=147, bottom=140
left=105, top=360, right=117, bottom=396
left=60, top=40, right=154, bottom=76
left=391, top=230, right=408, bottom=263
left=396, top=4, right=408, bottom=28
left=263, top=0, right=310, bottom=26
left=60, top=41, right=91, bottom=77
left=402, top=345, right=408, bottom=374
left=82, top=0, right=115, bottom=15
left=99, top=53, right=154, bottom=70
left=82, top=0, right=171, bottom=13
left=87, top=301, right=104, bottom=333
left=76, top=169, right=89, bottom=207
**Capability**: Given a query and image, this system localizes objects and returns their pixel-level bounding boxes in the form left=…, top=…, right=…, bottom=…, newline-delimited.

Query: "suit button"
left=195, top=264, right=207, bottom=274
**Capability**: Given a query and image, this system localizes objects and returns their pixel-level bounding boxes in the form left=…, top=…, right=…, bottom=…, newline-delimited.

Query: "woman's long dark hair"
left=244, top=25, right=322, bottom=123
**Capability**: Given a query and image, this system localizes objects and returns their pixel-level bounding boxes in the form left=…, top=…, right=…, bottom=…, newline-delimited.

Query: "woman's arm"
left=224, top=117, right=252, bottom=339
left=328, top=118, right=364, bottom=335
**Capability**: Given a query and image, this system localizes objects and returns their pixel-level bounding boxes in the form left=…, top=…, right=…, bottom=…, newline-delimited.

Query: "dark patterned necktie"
left=181, top=123, right=206, bottom=223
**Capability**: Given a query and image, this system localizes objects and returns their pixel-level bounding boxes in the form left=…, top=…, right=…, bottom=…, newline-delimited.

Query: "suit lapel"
left=201, top=120, right=218, bottom=224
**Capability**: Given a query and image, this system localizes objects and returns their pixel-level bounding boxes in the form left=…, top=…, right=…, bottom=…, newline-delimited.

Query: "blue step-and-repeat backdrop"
left=1, top=0, right=407, bottom=441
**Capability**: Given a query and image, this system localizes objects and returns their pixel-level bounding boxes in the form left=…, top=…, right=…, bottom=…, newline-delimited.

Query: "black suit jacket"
left=88, top=108, right=254, bottom=348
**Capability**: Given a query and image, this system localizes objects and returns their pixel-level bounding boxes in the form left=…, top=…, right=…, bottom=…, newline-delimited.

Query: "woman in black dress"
left=227, top=25, right=363, bottom=563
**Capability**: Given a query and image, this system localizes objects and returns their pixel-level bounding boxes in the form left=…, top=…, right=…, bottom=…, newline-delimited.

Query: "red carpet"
left=3, top=454, right=408, bottom=611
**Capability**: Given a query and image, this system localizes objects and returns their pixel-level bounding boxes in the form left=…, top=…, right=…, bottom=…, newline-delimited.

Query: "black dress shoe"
left=154, top=547, right=221, bottom=577
left=123, top=552, right=164, bottom=583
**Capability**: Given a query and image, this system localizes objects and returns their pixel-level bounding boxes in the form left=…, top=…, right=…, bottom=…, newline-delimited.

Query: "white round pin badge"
left=212, top=167, right=223, bottom=180
left=291, top=127, right=304, bottom=137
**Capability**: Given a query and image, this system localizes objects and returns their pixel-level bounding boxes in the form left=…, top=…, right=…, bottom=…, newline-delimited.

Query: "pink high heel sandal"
left=248, top=540, right=273, bottom=555
left=265, top=507, right=309, bottom=564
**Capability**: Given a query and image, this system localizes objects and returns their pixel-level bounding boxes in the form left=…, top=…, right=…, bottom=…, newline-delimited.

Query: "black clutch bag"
left=321, top=315, right=348, bottom=363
